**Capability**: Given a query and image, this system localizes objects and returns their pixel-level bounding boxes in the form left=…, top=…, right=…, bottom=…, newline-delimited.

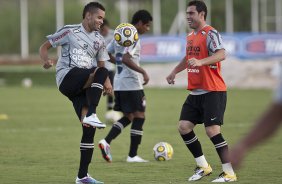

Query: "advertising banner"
left=140, top=33, right=282, bottom=62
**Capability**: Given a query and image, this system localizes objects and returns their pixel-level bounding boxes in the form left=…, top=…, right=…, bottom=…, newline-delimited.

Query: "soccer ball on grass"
left=153, top=142, right=174, bottom=161
left=114, top=23, right=139, bottom=47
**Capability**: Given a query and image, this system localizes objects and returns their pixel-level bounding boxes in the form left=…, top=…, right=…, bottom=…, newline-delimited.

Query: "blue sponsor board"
left=140, top=33, right=282, bottom=62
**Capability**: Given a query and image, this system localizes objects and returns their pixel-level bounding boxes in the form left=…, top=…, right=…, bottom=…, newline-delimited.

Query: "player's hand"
left=43, top=59, right=55, bottom=69
left=188, top=58, right=202, bottom=67
left=166, top=72, right=176, bottom=85
left=103, top=77, right=113, bottom=96
left=142, top=72, right=149, bottom=85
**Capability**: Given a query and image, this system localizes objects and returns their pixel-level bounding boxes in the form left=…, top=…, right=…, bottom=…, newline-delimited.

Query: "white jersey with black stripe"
left=107, top=39, right=143, bottom=91
left=46, top=23, right=109, bottom=87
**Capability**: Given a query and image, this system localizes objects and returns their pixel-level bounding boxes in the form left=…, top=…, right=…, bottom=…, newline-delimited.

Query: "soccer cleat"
left=82, top=114, right=106, bottom=128
left=188, top=164, right=212, bottom=181
left=98, top=139, right=112, bottom=162
left=75, top=174, right=104, bottom=184
left=126, top=155, right=149, bottom=163
left=211, top=172, right=237, bottom=182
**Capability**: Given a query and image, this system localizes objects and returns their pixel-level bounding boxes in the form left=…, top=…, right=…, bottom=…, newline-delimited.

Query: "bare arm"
left=229, top=102, right=282, bottom=169
left=108, top=53, right=116, bottom=64
left=166, top=56, right=187, bottom=84
left=189, top=49, right=226, bottom=67
left=122, top=53, right=149, bottom=85
left=39, top=40, right=56, bottom=69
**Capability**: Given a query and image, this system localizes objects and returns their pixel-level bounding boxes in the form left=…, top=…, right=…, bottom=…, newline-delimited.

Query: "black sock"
left=210, top=133, right=229, bottom=164
left=78, top=125, right=96, bottom=178
left=105, top=116, right=131, bottom=144
left=86, top=67, right=108, bottom=117
left=180, top=131, right=203, bottom=158
left=129, top=118, right=145, bottom=157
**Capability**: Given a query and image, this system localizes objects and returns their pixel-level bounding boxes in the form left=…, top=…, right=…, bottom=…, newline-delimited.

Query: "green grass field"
left=0, top=86, right=281, bottom=184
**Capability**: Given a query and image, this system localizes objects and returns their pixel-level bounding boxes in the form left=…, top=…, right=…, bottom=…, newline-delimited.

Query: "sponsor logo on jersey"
left=209, top=65, right=217, bottom=69
left=93, top=41, right=100, bottom=50
left=52, top=30, right=70, bottom=42
left=187, top=68, right=200, bottom=73
left=83, top=44, right=88, bottom=50
left=73, top=28, right=81, bottom=33
left=71, top=48, right=93, bottom=68
left=187, top=45, right=201, bottom=56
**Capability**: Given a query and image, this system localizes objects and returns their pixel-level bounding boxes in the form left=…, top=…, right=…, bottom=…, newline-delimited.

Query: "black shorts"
left=179, top=91, right=227, bottom=127
left=59, top=67, right=96, bottom=120
left=114, top=90, right=146, bottom=113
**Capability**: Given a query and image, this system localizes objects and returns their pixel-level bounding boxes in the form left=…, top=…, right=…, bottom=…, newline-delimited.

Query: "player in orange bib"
left=167, top=1, right=237, bottom=182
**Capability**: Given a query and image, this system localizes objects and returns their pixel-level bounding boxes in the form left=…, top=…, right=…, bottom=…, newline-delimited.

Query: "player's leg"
left=106, top=70, right=115, bottom=110
left=126, top=90, right=148, bottom=162
left=71, top=98, right=102, bottom=183
left=98, top=112, right=132, bottom=162
left=58, top=68, right=103, bottom=182
left=126, top=110, right=148, bottom=162
left=203, top=92, right=237, bottom=182
left=99, top=91, right=132, bottom=162
left=105, top=112, right=133, bottom=144
left=82, top=67, right=108, bottom=128
left=179, top=95, right=212, bottom=181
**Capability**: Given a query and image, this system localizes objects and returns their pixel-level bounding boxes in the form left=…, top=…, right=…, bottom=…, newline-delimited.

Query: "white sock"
left=222, top=163, right=235, bottom=175
left=195, top=155, right=209, bottom=168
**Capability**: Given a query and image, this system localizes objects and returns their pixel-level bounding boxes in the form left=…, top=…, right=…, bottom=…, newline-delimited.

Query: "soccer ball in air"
left=114, top=23, right=139, bottom=47
left=153, top=142, right=174, bottom=161
left=105, top=110, right=122, bottom=124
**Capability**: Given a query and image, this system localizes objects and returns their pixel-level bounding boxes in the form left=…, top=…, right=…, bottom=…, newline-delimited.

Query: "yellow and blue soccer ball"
left=153, top=142, right=174, bottom=161
left=114, top=23, right=139, bottom=47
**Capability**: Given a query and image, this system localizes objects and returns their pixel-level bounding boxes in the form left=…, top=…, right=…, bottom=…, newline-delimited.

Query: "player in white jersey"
left=39, top=2, right=111, bottom=184
left=228, top=61, right=282, bottom=169
left=98, top=10, right=153, bottom=163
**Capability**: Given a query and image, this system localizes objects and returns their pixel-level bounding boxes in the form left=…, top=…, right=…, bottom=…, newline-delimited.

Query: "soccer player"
left=228, top=63, right=282, bottom=169
left=39, top=2, right=111, bottom=184
left=166, top=1, right=237, bottom=182
left=98, top=10, right=153, bottom=163
left=99, top=19, right=116, bottom=112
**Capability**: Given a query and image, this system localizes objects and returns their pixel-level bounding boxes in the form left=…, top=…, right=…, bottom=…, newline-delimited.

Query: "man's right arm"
left=39, top=40, right=56, bottom=69
left=166, top=56, right=187, bottom=84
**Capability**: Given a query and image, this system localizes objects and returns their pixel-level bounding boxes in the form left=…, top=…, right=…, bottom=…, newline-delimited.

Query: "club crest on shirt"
left=83, top=44, right=88, bottom=50
left=93, top=41, right=100, bottom=50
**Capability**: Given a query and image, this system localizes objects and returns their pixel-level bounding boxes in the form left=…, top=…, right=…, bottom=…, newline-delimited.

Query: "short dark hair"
left=101, top=19, right=109, bottom=29
left=82, top=2, right=105, bottom=19
left=131, top=10, right=153, bottom=25
left=188, top=0, right=207, bottom=20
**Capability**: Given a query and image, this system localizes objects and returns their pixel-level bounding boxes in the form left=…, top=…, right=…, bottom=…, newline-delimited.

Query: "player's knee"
left=178, top=121, right=193, bottom=134
left=205, top=125, right=220, bottom=138
left=133, top=111, right=145, bottom=119
left=124, top=113, right=134, bottom=121
left=94, top=67, right=108, bottom=79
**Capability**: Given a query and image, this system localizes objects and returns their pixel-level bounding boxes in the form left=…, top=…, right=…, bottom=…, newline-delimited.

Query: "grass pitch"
left=0, top=87, right=281, bottom=184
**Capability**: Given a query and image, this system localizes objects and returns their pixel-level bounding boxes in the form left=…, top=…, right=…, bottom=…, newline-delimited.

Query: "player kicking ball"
left=39, top=2, right=112, bottom=184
